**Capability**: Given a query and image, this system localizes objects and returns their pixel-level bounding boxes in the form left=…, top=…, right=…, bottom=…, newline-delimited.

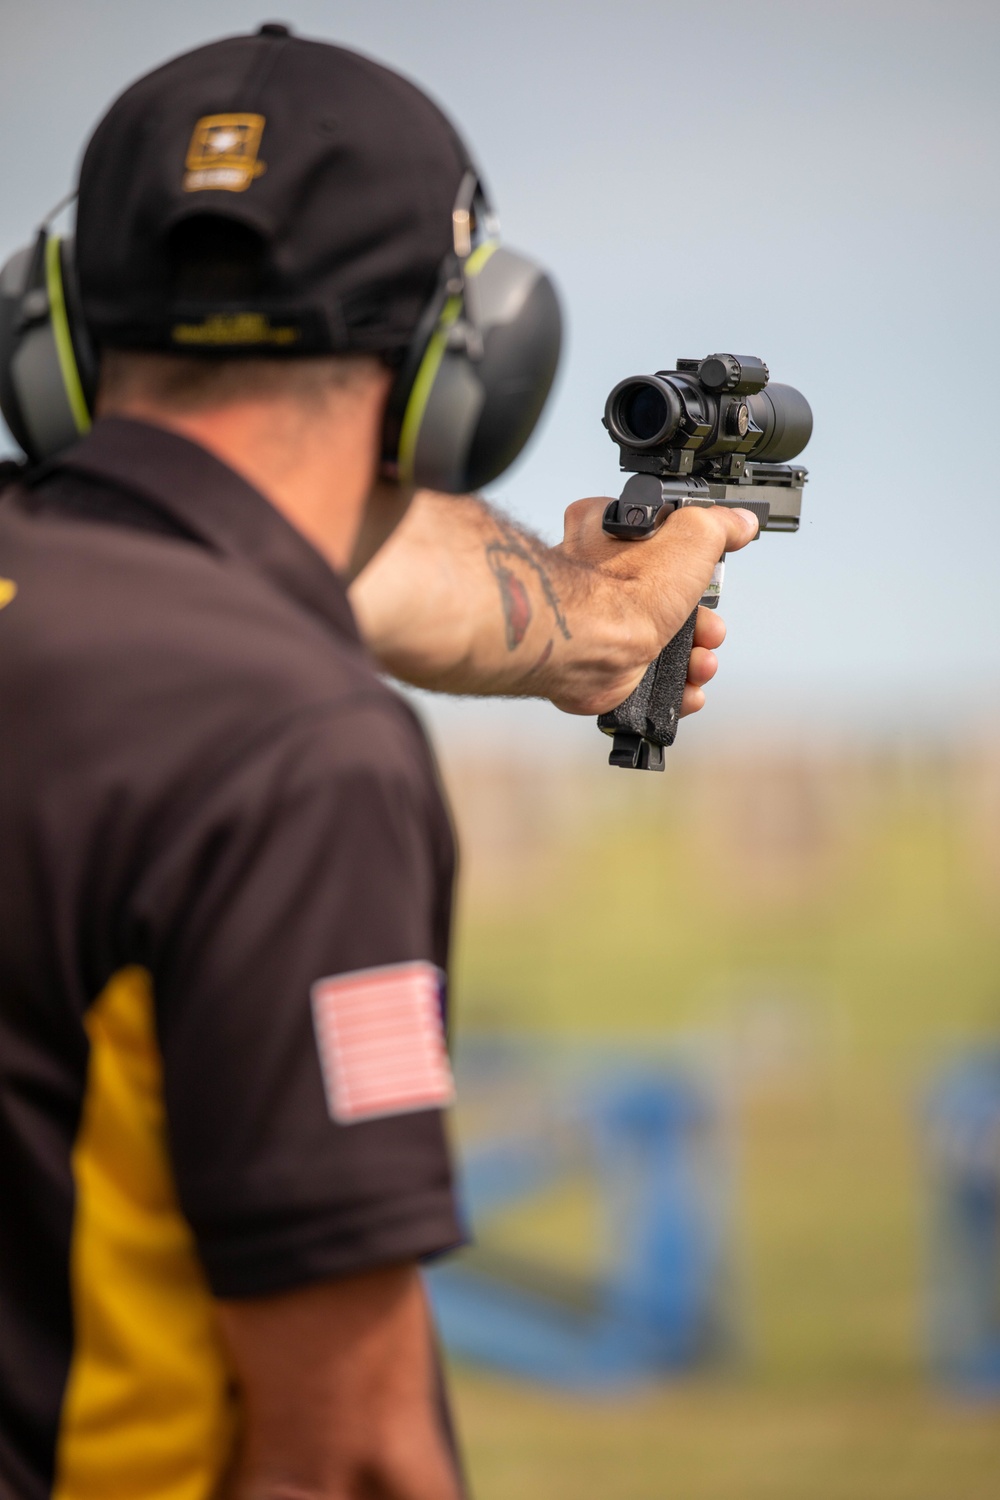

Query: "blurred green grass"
left=439, top=746, right=1000, bottom=1498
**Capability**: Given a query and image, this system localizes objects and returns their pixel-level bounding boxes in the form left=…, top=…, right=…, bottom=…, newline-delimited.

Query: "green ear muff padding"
left=0, top=234, right=94, bottom=463
left=396, top=292, right=463, bottom=487
left=399, top=245, right=562, bottom=494
left=46, top=236, right=92, bottom=438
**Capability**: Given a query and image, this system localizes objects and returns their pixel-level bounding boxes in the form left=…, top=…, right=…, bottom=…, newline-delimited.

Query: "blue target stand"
left=924, top=1050, right=1000, bottom=1395
left=426, top=1036, right=735, bottom=1390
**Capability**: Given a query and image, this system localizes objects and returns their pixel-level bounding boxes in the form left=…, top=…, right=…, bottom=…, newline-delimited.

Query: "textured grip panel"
left=597, top=606, right=699, bottom=749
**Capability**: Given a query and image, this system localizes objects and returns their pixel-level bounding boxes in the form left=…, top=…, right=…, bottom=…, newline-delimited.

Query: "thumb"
left=718, top=507, right=760, bottom=552
left=631, top=502, right=759, bottom=642
left=657, top=502, right=758, bottom=574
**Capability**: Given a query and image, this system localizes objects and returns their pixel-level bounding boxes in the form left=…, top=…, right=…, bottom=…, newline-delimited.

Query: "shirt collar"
left=48, top=415, right=361, bottom=645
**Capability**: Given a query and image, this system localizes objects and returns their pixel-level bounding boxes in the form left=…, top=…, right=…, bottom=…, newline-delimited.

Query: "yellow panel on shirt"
left=53, top=967, right=238, bottom=1500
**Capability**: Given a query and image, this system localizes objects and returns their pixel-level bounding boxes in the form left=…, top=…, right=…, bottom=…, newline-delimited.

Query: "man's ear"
left=346, top=478, right=417, bottom=581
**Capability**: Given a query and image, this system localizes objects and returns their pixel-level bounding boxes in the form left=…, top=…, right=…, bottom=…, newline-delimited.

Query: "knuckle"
left=564, top=497, right=597, bottom=526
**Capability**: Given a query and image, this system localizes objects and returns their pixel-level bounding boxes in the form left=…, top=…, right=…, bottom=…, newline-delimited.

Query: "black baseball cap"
left=75, top=23, right=471, bottom=357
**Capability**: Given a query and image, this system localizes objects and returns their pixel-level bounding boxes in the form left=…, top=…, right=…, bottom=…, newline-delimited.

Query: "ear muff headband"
left=45, top=234, right=91, bottom=438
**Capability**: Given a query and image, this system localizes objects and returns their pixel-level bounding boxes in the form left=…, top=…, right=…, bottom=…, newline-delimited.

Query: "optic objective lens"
left=620, top=383, right=669, bottom=443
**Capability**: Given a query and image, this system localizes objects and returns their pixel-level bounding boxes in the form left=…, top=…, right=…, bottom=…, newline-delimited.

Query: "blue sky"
left=2, top=0, right=998, bottom=749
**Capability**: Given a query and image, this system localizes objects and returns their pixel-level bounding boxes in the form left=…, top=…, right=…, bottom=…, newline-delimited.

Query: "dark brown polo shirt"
left=0, top=417, right=461, bottom=1500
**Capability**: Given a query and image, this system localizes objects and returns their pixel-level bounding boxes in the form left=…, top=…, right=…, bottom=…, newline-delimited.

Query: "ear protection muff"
left=0, top=227, right=96, bottom=463
left=381, top=171, right=562, bottom=494
left=0, top=175, right=559, bottom=491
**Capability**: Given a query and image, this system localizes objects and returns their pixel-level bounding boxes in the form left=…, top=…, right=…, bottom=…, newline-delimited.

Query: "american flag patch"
left=310, top=961, right=455, bottom=1124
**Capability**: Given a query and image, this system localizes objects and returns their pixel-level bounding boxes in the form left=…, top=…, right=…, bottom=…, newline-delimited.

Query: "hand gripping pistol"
left=597, top=354, right=812, bottom=770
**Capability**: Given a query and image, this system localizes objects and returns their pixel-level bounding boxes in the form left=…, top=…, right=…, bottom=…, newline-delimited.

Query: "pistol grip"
left=596, top=606, right=698, bottom=770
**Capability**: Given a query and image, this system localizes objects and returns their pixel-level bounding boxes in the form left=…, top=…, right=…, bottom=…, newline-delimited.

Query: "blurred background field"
left=433, top=736, right=1000, bottom=1499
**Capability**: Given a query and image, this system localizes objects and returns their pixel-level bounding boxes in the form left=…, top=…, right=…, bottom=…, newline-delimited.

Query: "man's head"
left=73, top=25, right=475, bottom=577
left=0, top=23, right=561, bottom=502
left=77, top=24, right=470, bottom=362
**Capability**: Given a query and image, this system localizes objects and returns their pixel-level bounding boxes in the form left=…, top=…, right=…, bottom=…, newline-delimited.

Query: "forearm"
left=351, top=493, right=578, bottom=701
left=349, top=490, right=756, bottom=715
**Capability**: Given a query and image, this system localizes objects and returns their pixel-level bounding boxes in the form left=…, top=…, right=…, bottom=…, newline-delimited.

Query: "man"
left=0, top=25, right=757, bottom=1500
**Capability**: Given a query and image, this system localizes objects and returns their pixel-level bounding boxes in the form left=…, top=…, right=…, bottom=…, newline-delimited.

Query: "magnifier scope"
left=604, top=355, right=812, bottom=470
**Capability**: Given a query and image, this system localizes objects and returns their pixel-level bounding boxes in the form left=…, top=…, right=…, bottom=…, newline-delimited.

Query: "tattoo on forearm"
left=485, top=517, right=571, bottom=651
left=492, top=564, right=532, bottom=649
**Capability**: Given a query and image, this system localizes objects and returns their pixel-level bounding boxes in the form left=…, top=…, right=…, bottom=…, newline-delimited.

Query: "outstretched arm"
left=349, top=490, right=759, bottom=716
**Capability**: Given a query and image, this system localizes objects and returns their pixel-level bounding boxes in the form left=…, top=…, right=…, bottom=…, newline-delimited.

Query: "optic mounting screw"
left=726, top=402, right=750, bottom=437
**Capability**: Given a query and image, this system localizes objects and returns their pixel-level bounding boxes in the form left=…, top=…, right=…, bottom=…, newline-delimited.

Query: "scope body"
left=602, top=353, right=811, bottom=537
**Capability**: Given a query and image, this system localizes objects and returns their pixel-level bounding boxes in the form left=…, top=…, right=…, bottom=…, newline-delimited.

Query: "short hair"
left=98, top=348, right=383, bottom=414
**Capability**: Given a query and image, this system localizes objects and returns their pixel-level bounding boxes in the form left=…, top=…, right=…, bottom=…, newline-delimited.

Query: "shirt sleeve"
left=130, top=692, right=462, bottom=1298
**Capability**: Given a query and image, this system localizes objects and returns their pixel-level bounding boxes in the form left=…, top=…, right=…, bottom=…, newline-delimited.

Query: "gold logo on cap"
left=183, top=114, right=266, bottom=193
left=0, top=579, right=17, bottom=611
left=171, top=312, right=300, bottom=347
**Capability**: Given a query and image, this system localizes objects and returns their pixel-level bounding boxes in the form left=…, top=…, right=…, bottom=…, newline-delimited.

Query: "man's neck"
left=98, top=375, right=393, bottom=577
